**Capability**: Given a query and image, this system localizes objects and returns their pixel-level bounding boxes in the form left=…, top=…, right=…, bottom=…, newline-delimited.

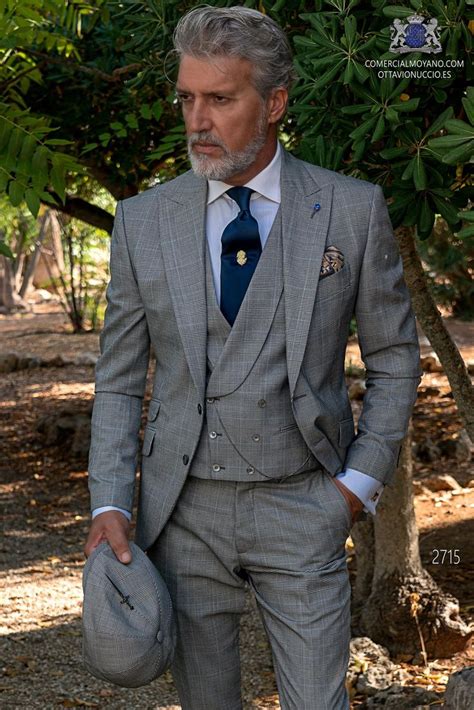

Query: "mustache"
left=188, top=132, right=227, bottom=151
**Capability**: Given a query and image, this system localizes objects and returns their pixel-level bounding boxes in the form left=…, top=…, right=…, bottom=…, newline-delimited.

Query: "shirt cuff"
left=92, top=506, right=132, bottom=521
left=335, top=468, right=384, bottom=515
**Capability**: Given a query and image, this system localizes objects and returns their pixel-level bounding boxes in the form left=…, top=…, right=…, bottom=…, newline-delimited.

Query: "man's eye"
left=177, top=94, right=192, bottom=103
left=214, top=96, right=228, bottom=103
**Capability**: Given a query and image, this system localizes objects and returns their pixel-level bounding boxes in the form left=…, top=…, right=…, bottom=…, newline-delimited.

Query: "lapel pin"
left=311, top=203, right=321, bottom=219
left=236, top=250, right=247, bottom=266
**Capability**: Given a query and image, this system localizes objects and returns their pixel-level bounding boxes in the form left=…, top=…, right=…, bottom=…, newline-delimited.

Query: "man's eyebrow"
left=175, top=88, right=235, bottom=97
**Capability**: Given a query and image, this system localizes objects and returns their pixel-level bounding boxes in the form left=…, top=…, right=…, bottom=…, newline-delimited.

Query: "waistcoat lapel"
left=206, top=208, right=284, bottom=397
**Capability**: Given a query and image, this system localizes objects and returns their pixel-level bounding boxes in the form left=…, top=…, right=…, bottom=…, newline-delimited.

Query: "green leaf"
left=44, top=138, right=72, bottom=145
left=391, top=98, right=420, bottom=112
left=25, top=188, right=40, bottom=217
left=152, top=101, right=163, bottom=121
left=17, top=134, right=37, bottom=174
left=382, top=5, right=413, bottom=18
left=413, top=156, right=427, bottom=190
left=344, top=15, right=356, bottom=46
left=424, top=107, right=455, bottom=138
left=0, top=241, right=14, bottom=258
left=457, top=225, right=474, bottom=239
left=417, top=198, right=434, bottom=239
left=458, top=210, right=474, bottom=222
left=352, top=61, right=369, bottom=83
left=371, top=115, right=385, bottom=142
left=125, top=113, right=139, bottom=129
left=140, top=104, right=152, bottom=119
left=444, top=119, right=473, bottom=136
left=31, top=146, right=49, bottom=193
left=379, top=147, right=408, bottom=159
left=340, top=104, right=371, bottom=115
left=8, top=179, right=24, bottom=206
left=431, top=194, right=463, bottom=225
left=442, top=141, right=474, bottom=164
left=110, top=122, right=124, bottom=131
left=402, top=157, right=416, bottom=181
left=462, top=90, right=474, bottom=125
left=349, top=115, right=377, bottom=141
left=310, top=62, right=344, bottom=91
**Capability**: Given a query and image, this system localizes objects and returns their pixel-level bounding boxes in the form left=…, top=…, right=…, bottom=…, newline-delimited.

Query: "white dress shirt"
left=93, top=142, right=384, bottom=520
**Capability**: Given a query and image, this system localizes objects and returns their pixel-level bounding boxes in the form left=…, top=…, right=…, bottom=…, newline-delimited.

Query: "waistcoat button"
left=252, top=434, right=261, bottom=442
left=247, top=466, right=255, bottom=475
left=257, top=399, right=266, bottom=408
left=209, top=431, right=218, bottom=439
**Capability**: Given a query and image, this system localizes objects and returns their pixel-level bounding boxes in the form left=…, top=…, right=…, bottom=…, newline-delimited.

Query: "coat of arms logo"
left=390, top=14, right=442, bottom=54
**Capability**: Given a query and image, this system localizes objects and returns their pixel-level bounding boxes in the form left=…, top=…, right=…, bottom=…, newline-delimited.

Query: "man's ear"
left=267, top=88, right=288, bottom=125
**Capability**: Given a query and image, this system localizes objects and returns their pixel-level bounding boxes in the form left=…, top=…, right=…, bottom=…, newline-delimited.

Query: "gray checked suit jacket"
left=88, top=148, right=421, bottom=551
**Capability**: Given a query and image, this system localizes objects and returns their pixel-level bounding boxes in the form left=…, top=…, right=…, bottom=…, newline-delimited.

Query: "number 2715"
left=431, top=549, right=461, bottom=565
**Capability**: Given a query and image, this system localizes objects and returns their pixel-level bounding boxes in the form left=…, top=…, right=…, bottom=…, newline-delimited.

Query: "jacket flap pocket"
left=148, top=399, right=161, bottom=422
left=339, top=418, right=355, bottom=447
left=142, top=427, right=156, bottom=457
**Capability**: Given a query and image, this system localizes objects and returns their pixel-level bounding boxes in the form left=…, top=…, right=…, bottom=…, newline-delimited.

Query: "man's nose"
left=186, top=100, right=212, bottom=133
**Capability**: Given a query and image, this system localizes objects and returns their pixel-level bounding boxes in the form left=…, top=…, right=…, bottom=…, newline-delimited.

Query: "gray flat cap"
left=82, top=542, right=176, bottom=688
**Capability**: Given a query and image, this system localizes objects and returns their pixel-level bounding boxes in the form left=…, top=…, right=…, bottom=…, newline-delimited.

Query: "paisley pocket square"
left=320, top=246, right=344, bottom=279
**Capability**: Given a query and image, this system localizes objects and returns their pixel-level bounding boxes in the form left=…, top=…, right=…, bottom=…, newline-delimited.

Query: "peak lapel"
left=280, top=152, right=334, bottom=395
left=158, top=172, right=208, bottom=398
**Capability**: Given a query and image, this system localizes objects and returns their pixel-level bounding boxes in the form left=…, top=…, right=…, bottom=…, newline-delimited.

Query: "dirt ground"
left=1, top=301, right=473, bottom=709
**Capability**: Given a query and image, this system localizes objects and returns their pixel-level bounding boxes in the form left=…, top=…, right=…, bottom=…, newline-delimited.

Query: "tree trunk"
left=19, top=212, right=49, bottom=299
left=1, top=254, right=28, bottom=311
left=359, top=433, right=472, bottom=659
left=396, top=225, right=474, bottom=441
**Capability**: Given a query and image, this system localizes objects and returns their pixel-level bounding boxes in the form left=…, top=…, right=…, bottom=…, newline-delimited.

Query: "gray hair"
left=173, top=5, right=295, bottom=98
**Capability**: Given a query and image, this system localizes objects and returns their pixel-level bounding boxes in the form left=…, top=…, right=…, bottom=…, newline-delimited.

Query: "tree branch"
left=44, top=193, right=114, bottom=234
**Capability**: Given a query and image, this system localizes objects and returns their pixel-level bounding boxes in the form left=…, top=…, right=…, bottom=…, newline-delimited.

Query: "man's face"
left=176, top=54, right=275, bottom=182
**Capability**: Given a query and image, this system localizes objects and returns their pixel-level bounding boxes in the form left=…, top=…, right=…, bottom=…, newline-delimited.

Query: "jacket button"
left=209, top=431, right=218, bottom=439
left=182, top=455, right=189, bottom=465
left=212, top=464, right=221, bottom=472
left=206, top=397, right=215, bottom=404
left=197, top=404, right=202, bottom=415
left=252, top=434, right=261, bottom=442
left=257, top=399, right=266, bottom=408
left=247, top=466, right=255, bottom=475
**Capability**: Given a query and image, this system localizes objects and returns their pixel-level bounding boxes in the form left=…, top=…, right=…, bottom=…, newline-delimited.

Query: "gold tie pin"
left=236, top=250, right=247, bottom=266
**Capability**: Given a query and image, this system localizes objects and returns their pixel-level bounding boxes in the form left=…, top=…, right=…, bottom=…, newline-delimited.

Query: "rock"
left=366, top=685, right=442, bottom=707
left=349, top=637, right=399, bottom=696
left=73, top=352, right=98, bottom=366
left=41, top=354, right=66, bottom=368
left=439, top=437, right=472, bottom=463
left=37, top=407, right=92, bottom=457
left=417, top=386, right=441, bottom=398
left=467, top=361, right=474, bottom=375
left=444, top=666, right=474, bottom=709
left=349, top=380, right=366, bottom=400
left=0, top=353, right=19, bottom=373
left=421, top=474, right=462, bottom=492
left=420, top=355, right=443, bottom=373
left=413, top=438, right=441, bottom=463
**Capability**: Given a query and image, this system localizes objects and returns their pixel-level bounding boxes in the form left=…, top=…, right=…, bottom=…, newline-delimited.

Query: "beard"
left=187, top=109, right=268, bottom=181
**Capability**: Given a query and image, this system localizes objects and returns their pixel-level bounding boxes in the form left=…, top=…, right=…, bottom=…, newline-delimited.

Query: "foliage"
left=418, top=217, right=474, bottom=319
left=0, top=0, right=106, bottom=215
left=289, top=0, right=473, bottom=240
left=51, top=215, right=110, bottom=332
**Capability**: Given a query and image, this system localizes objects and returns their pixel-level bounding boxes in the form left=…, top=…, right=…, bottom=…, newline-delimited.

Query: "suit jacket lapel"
left=280, top=151, right=334, bottom=395
left=158, top=171, right=208, bottom=398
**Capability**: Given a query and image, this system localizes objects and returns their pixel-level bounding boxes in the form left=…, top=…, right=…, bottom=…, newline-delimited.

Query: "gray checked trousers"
left=148, top=469, right=352, bottom=710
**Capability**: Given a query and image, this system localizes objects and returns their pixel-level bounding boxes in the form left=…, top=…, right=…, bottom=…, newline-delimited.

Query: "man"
left=85, top=6, right=421, bottom=709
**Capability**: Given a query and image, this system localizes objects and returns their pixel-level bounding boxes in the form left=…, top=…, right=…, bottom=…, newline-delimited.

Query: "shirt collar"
left=206, top=142, right=282, bottom=206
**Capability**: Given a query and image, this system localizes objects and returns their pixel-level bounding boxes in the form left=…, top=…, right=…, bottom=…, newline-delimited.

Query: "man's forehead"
left=177, top=54, right=253, bottom=88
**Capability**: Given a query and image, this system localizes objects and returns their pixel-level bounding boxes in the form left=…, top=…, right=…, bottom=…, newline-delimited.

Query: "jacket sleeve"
left=87, top=200, right=151, bottom=512
left=344, top=185, right=422, bottom=484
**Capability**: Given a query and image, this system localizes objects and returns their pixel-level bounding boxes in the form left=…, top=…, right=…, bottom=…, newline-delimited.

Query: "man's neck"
left=224, top=138, right=278, bottom=186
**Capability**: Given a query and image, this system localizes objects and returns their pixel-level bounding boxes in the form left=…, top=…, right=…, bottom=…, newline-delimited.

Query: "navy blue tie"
left=220, top=187, right=262, bottom=325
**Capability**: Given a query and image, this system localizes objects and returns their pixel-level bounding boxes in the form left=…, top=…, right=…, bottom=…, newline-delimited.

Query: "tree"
left=290, top=0, right=473, bottom=655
